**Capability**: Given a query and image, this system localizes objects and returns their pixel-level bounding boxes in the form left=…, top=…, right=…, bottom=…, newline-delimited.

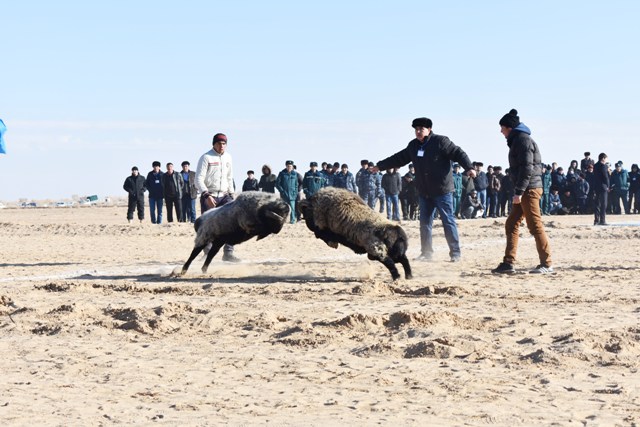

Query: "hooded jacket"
left=258, top=164, right=277, bottom=193
left=377, top=133, right=473, bottom=197
left=506, top=123, right=543, bottom=195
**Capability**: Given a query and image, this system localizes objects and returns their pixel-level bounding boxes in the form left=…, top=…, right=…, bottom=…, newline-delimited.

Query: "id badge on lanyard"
left=417, top=149, right=425, bottom=157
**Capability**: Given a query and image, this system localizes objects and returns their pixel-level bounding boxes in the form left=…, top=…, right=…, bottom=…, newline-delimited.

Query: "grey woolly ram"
left=299, top=187, right=412, bottom=280
left=178, top=192, right=290, bottom=275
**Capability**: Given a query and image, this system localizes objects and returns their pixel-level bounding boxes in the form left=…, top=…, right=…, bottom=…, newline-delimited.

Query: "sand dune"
left=1, top=206, right=638, bottom=425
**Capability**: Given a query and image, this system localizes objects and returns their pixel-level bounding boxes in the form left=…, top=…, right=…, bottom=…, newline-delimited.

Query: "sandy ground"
left=0, top=205, right=639, bottom=426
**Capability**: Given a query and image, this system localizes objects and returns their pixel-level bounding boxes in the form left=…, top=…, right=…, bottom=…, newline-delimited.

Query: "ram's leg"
left=181, top=245, right=207, bottom=275
left=201, top=240, right=225, bottom=273
left=399, top=255, right=413, bottom=280
left=380, top=257, right=401, bottom=281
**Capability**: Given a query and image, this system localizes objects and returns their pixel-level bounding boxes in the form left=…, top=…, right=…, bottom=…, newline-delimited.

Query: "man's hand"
left=512, top=194, right=521, bottom=204
left=204, top=194, right=216, bottom=210
left=466, top=169, right=477, bottom=178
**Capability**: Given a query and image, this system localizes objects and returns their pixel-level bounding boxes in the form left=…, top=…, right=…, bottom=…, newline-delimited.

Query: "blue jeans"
left=488, top=192, right=499, bottom=217
left=149, top=197, right=163, bottom=224
left=385, top=194, right=400, bottom=221
left=181, top=197, right=196, bottom=223
left=477, top=189, right=487, bottom=218
left=419, top=192, right=461, bottom=258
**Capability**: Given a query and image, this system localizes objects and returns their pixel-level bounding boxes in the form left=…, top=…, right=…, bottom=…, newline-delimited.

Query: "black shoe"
left=222, top=253, right=241, bottom=263
left=450, top=256, right=461, bottom=263
left=492, top=262, right=515, bottom=274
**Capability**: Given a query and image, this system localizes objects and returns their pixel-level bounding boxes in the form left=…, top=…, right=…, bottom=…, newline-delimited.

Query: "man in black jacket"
left=162, top=162, right=184, bottom=223
left=492, top=109, right=552, bottom=275
left=375, top=117, right=476, bottom=262
left=123, top=166, right=146, bottom=223
left=593, top=152, right=610, bottom=225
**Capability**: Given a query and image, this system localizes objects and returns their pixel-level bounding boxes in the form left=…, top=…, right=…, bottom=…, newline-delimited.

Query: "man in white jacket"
left=195, top=132, right=239, bottom=262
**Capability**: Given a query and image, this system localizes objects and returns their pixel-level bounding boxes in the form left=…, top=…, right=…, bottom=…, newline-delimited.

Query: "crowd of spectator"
left=124, top=151, right=639, bottom=226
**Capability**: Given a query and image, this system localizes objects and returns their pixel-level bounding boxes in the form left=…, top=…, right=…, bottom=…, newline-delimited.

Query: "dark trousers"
left=165, top=196, right=182, bottom=223
left=629, top=189, right=640, bottom=213
left=594, top=190, right=608, bottom=224
left=499, top=192, right=513, bottom=217
left=487, top=192, right=499, bottom=217
left=181, top=197, right=196, bottom=223
left=611, top=190, right=629, bottom=214
left=126, top=197, right=144, bottom=220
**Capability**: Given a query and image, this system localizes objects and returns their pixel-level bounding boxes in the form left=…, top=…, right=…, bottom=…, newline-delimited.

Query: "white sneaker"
left=529, top=265, right=554, bottom=274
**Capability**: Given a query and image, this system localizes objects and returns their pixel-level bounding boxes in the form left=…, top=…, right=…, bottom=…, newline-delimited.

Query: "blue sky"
left=2, top=1, right=639, bottom=201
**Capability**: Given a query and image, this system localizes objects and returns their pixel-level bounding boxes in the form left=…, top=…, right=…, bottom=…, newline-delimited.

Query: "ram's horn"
left=266, top=211, right=284, bottom=221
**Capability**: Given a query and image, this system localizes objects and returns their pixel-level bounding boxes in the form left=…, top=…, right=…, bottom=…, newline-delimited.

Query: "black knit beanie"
left=499, top=109, right=520, bottom=128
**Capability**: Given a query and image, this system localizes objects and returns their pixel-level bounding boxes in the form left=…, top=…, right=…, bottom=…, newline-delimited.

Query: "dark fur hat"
left=412, top=117, right=433, bottom=129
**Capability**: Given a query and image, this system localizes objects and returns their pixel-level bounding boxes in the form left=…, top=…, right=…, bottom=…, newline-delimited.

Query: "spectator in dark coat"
left=461, top=190, right=482, bottom=219
left=302, top=162, right=327, bottom=198
left=123, top=166, right=146, bottom=223
left=541, top=164, right=552, bottom=215
left=629, top=164, right=640, bottom=214
left=381, top=168, right=402, bottom=221
left=549, top=188, right=562, bottom=215
left=593, top=153, right=610, bottom=225
left=473, top=162, right=489, bottom=218
left=145, top=161, right=164, bottom=224
left=258, top=164, right=277, bottom=193
left=275, top=160, right=299, bottom=224
left=552, top=167, right=567, bottom=192
left=452, top=163, right=463, bottom=218
left=400, top=164, right=419, bottom=220
left=580, top=152, right=595, bottom=173
left=584, top=163, right=596, bottom=214
left=333, top=164, right=358, bottom=193
left=356, top=159, right=376, bottom=208
left=179, top=161, right=198, bottom=223
left=242, top=170, right=260, bottom=192
left=610, top=162, right=630, bottom=214
left=370, top=162, right=385, bottom=213
left=499, top=168, right=515, bottom=217
left=573, top=173, right=590, bottom=214
left=560, top=189, right=575, bottom=214
left=486, top=165, right=501, bottom=218
left=162, top=162, right=184, bottom=223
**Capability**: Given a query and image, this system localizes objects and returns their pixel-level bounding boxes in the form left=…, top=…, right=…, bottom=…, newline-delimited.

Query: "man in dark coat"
left=123, top=166, right=146, bottom=223
left=492, top=109, right=552, bottom=275
left=180, top=161, right=198, bottom=223
left=375, top=117, right=476, bottom=262
left=162, top=162, right=184, bottom=223
left=593, top=153, right=610, bottom=225
left=145, top=161, right=164, bottom=224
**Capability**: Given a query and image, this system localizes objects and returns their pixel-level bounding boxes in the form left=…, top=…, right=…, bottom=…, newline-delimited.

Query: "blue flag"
left=0, top=119, right=6, bottom=154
